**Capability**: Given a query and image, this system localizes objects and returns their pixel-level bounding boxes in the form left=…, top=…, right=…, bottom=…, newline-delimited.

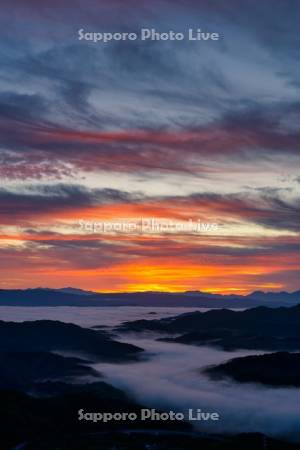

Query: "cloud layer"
left=0, top=0, right=299, bottom=292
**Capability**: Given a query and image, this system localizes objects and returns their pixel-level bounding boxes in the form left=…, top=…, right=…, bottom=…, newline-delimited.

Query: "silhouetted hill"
left=0, top=352, right=97, bottom=390
left=120, top=304, right=300, bottom=351
left=0, top=320, right=143, bottom=361
left=205, top=352, right=300, bottom=387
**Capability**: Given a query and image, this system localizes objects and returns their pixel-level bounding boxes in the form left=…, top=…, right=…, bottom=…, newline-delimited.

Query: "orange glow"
left=4, top=257, right=287, bottom=295
left=1, top=200, right=299, bottom=294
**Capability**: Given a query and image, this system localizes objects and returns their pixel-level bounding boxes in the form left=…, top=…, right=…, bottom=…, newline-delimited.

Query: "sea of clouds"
left=1, top=306, right=300, bottom=440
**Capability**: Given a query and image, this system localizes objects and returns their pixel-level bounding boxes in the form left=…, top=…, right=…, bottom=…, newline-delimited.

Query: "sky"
left=0, top=0, right=299, bottom=294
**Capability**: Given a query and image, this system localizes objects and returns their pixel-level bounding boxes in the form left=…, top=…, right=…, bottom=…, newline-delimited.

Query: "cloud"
left=0, top=0, right=299, bottom=292
left=1, top=118, right=300, bottom=180
left=0, top=184, right=142, bottom=221
left=95, top=335, right=300, bottom=440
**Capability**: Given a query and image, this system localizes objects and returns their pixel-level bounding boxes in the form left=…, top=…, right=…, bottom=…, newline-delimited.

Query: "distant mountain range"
left=0, top=288, right=300, bottom=307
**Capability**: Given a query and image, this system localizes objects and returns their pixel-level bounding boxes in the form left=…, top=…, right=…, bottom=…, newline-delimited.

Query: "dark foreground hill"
left=119, top=304, right=300, bottom=351
left=0, top=320, right=191, bottom=449
left=1, top=384, right=300, bottom=450
left=205, top=352, right=300, bottom=387
left=0, top=319, right=143, bottom=361
left=0, top=351, right=98, bottom=390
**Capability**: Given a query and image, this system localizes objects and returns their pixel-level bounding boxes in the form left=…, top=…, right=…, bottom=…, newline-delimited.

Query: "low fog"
left=95, top=335, right=300, bottom=440
left=0, top=306, right=201, bottom=327
left=2, top=306, right=300, bottom=440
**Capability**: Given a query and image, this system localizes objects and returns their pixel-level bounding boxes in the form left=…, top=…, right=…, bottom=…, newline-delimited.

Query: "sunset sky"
left=0, top=0, right=299, bottom=294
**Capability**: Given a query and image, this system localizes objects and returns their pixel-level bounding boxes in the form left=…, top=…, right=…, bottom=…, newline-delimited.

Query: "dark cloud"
left=161, top=191, right=300, bottom=233
left=0, top=183, right=299, bottom=235
left=0, top=184, right=142, bottom=221
left=0, top=115, right=299, bottom=179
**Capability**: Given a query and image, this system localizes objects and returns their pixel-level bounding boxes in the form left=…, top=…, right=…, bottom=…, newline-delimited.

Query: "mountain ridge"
left=0, top=288, right=299, bottom=307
